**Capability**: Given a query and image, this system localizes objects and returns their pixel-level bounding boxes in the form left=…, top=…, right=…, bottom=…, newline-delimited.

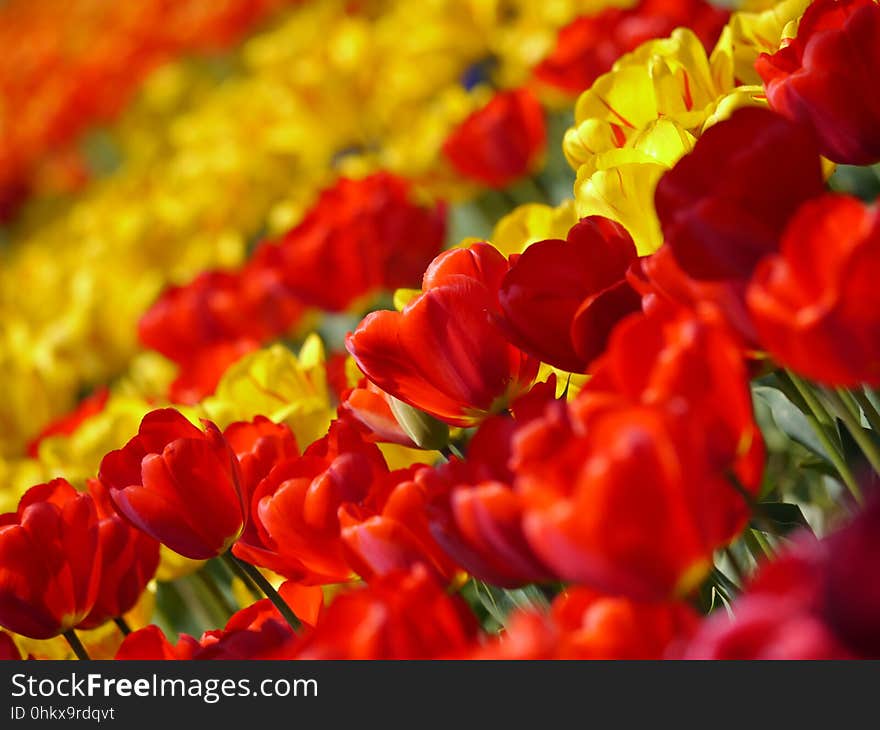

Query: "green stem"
left=219, top=553, right=262, bottom=603
left=224, top=553, right=300, bottom=632
left=63, top=630, right=90, bottom=660
left=113, top=616, right=132, bottom=636
left=822, top=389, right=877, bottom=495
left=781, top=371, right=862, bottom=502
left=853, top=388, right=880, bottom=434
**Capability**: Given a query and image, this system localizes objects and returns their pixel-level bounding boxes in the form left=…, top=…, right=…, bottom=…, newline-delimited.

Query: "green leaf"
left=753, top=385, right=831, bottom=461
left=754, top=501, right=812, bottom=534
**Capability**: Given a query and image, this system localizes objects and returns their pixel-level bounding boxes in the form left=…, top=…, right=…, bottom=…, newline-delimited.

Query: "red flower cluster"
left=6, top=0, right=880, bottom=664
left=139, top=172, right=446, bottom=402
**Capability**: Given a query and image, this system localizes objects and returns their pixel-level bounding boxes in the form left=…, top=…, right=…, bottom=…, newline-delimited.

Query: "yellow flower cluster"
left=564, top=0, right=810, bottom=254
left=0, top=0, right=622, bottom=460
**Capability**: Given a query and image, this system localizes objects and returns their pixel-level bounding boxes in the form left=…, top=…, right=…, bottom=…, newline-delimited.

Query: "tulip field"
left=1, top=0, right=879, bottom=661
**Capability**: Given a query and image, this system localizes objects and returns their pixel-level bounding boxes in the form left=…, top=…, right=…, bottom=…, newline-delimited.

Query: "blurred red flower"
left=757, top=0, right=880, bottom=165
left=534, top=0, right=727, bottom=95
left=749, top=194, right=880, bottom=386
left=443, top=89, right=546, bottom=189
left=473, top=587, right=698, bottom=659
left=292, top=566, right=477, bottom=659
left=26, top=386, right=109, bottom=458
left=266, top=172, right=447, bottom=312
left=655, top=107, right=825, bottom=282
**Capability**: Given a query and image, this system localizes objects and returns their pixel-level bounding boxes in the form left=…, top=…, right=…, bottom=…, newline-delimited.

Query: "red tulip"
left=424, top=380, right=559, bottom=587
left=292, top=566, right=477, bottom=659
left=498, top=217, right=641, bottom=373
left=442, top=89, right=546, bottom=189
left=748, top=194, right=880, bottom=386
left=473, top=587, right=698, bottom=659
left=78, top=479, right=160, bottom=630
left=99, top=408, right=246, bottom=560
left=340, top=466, right=460, bottom=582
left=233, top=420, right=388, bottom=584
left=586, top=304, right=765, bottom=503
left=534, top=0, right=727, bottom=95
left=266, top=172, right=446, bottom=312
left=115, top=625, right=204, bottom=660
left=347, top=243, right=540, bottom=427
left=0, top=480, right=101, bottom=639
left=756, top=0, right=880, bottom=165
left=515, top=398, right=732, bottom=599
left=223, top=417, right=299, bottom=501
left=655, top=107, right=825, bottom=282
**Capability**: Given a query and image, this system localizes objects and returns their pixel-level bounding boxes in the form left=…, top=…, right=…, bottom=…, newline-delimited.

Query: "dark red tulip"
left=822, top=495, right=880, bottom=658
left=655, top=107, right=825, bottom=282
left=748, top=194, right=880, bottom=386
left=0, top=480, right=101, bottom=639
left=756, top=0, right=880, bottom=165
left=442, top=89, right=546, bottom=189
left=99, top=408, right=246, bottom=560
left=267, top=172, right=446, bottom=312
left=347, top=243, right=540, bottom=427
left=498, top=217, right=641, bottom=373
left=634, top=244, right=758, bottom=347
left=78, top=479, right=160, bottom=630
left=292, top=566, right=477, bottom=659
